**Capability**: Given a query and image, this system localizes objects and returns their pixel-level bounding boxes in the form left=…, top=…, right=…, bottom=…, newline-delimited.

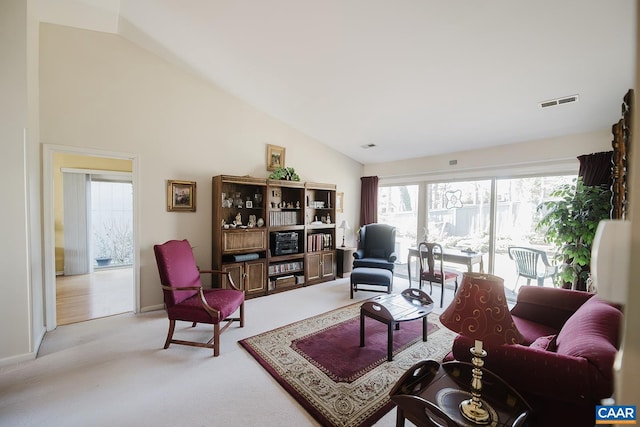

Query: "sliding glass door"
left=493, top=176, right=573, bottom=291
left=378, top=173, right=574, bottom=294
left=426, top=180, right=492, bottom=254
left=378, top=185, right=419, bottom=277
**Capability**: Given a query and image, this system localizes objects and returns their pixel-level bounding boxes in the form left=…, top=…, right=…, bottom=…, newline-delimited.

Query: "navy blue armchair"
left=352, top=223, right=397, bottom=272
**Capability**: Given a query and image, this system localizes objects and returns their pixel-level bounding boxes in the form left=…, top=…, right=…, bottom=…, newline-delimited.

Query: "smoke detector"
left=539, top=94, right=579, bottom=109
left=361, top=143, right=377, bottom=149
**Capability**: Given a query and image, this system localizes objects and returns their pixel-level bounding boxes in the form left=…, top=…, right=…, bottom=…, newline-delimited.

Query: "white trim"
left=379, top=158, right=578, bottom=186
left=0, top=351, right=36, bottom=368
left=43, top=146, right=56, bottom=330
left=42, top=144, right=140, bottom=331
left=140, top=304, right=164, bottom=313
left=60, top=167, right=132, bottom=179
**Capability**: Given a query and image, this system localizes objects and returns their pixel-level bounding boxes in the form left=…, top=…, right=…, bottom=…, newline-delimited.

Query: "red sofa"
left=446, top=286, right=623, bottom=427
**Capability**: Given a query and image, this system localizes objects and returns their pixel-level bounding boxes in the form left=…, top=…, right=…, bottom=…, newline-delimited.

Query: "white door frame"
left=43, top=144, right=140, bottom=330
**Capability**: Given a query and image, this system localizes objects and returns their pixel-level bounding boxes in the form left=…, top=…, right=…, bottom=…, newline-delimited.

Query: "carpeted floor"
left=240, top=302, right=456, bottom=427
left=0, top=276, right=458, bottom=427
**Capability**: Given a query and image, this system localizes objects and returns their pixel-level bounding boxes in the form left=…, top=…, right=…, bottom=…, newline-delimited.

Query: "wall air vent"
left=539, top=94, right=579, bottom=109
left=361, top=143, right=377, bottom=149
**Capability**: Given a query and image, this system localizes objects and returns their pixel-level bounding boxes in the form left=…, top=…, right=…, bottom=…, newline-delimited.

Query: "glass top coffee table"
left=359, top=288, right=434, bottom=361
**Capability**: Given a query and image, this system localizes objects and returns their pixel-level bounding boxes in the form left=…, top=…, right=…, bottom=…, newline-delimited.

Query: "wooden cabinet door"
left=222, top=262, right=243, bottom=290
left=321, top=252, right=335, bottom=280
left=222, top=229, right=267, bottom=253
left=245, top=259, right=266, bottom=295
left=306, top=253, right=321, bottom=282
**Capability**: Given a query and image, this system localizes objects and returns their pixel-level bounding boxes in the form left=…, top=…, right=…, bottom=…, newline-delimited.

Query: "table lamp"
left=439, top=272, right=523, bottom=425
left=591, top=219, right=630, bottom=304
left=338, top=220, right=351, bottom=247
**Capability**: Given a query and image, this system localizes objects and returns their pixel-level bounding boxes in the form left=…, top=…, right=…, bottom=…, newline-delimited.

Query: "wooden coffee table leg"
left=360, top=311, right=365, bottom=347
left=422, top=316, right=428, bottom=341
left=388, top=321, right=393, bottom=361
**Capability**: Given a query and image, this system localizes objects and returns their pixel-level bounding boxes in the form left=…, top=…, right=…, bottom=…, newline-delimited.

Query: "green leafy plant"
left=536, top=177, right=611, bottom=289
left=268, top=166, right=300, bottom=181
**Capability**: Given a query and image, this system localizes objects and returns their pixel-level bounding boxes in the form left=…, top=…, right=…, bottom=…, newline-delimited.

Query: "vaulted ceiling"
left=35, top=0, right=636, bottom=164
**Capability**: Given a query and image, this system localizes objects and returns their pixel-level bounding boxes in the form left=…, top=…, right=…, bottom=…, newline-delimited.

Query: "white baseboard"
left=140, top=304, right=164, bottom=313
left=0, top=351, right=36, bottom=370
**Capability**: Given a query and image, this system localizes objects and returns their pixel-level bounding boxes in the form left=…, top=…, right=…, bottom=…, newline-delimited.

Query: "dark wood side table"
left=336, top=246, right=356, bottom=278
left=390, top=360, right=532, bottom=427
left=360, top=288, right=434, bottom=361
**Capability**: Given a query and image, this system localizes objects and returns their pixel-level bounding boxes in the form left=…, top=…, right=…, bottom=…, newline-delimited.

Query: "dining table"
left=406, top=247, right=484, bottom=288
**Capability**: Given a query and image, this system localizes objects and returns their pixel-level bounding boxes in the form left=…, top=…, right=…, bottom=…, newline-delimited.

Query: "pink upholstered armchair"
left=153, top=239, right=245, bottom=356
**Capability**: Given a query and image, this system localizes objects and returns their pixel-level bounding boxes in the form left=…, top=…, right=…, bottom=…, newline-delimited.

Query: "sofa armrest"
left=510, top=286, right=594, bottom=331
left=353, top=249, right=365, bottom=259
left=451, top=336, right=610, bottom=405
left=388, top=251, right=397, bottom=263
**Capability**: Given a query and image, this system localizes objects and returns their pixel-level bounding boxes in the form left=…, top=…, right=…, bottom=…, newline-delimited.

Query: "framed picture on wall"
left=267, top=144, right=286, bottom=171
left=167, top=180, right=196, bottom=212
left=336, top=192, right=344, bottom=213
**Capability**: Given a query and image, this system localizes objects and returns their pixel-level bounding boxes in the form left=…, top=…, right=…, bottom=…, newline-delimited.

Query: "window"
left=378, top=173, right=574, bottom=293
left=91, top=179, right=133, bottom=267
left=378, top=185, right=419, bottom=267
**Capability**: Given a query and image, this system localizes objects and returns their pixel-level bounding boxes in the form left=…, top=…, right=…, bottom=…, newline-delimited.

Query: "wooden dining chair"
left=417, top=242, right=459, bottom=308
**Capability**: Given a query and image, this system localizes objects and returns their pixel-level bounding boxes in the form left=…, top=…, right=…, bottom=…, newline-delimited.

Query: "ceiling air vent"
left=361, top=143, right=377, bottom=149
left=539, top=94, right=579, bottom=109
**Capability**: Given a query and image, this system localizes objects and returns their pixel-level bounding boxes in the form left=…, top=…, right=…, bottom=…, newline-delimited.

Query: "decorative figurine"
left=234, top=212, right=242, bottom=226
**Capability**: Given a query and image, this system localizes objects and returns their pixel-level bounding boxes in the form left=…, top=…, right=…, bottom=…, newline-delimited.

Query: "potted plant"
left=268, top=166, right=300, bottom=181
left=536, top=177, right=611, bottom=290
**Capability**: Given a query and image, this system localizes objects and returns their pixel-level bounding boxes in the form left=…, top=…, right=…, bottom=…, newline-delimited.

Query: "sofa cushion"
left=555, top=295, right=622, bottom=400
left=512, top=315, right=559, bottom=345
left=556, top=296, right=621, bottom=358
left=529, top=334, right=557, bottom=351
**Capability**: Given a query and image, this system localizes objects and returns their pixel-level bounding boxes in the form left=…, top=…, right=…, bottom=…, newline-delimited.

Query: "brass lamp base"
left=460, top=398, right=491, bottom=425
left=458, top=342, right=494, bottom=425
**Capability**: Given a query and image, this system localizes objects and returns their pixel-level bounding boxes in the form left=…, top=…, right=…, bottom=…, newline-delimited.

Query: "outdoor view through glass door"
left=91, top=179, right=134, bottom=268
left=378, top=174, right=574, bottom=297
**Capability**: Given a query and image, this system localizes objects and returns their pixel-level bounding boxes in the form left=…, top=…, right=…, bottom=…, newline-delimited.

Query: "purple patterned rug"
left=239, top=301, right=456, bottom=427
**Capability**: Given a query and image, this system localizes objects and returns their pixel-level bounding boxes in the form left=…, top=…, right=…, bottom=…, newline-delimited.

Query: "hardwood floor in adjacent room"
left=56, top=267, right=134, bottom=325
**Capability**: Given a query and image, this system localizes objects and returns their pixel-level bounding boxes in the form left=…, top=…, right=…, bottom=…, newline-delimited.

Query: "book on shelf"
left=306, top=233, right=333, bottom=252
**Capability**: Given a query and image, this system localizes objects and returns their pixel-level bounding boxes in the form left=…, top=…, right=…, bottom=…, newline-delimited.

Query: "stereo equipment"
left=272, top=232, right=299, bottom=255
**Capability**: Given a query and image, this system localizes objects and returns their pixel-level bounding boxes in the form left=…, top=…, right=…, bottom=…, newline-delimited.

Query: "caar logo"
left=596, top=405, right=637, bottom=424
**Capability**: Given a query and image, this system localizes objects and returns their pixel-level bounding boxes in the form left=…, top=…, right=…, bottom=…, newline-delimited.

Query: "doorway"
left=43, top=145, right=139, bottom=330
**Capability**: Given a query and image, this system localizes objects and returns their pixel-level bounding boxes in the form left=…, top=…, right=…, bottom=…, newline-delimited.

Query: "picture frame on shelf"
left=167, top=180, right=196, bottom=212
left=336, top=192, right=344, bottom=213
left=246, top=201, right=253, bottom=208
left=267, top=144, right=286, bottom=171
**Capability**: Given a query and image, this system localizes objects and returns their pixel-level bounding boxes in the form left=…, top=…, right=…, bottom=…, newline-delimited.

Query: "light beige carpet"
left=0, top=277, right=456, bottom=427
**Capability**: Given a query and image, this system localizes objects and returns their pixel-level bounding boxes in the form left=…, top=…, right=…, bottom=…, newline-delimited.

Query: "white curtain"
left=63, top=172, right=91, bottom=275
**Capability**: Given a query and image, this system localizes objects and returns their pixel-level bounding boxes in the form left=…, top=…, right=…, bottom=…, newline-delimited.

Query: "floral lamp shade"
left=440, top=272, right=523, bottom=346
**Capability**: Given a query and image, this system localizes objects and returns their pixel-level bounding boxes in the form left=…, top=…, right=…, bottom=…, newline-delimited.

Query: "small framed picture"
left=267, top=144, right=286, bottom=171
left=336, top=192, right=344, bottom=213
left=246, top=201, right=253, bottom=208
left=167, top=180, right=196, bottom=212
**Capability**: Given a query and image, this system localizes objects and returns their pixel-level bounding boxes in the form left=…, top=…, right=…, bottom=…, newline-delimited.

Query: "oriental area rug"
left=239, top=302, right=456, bottom=427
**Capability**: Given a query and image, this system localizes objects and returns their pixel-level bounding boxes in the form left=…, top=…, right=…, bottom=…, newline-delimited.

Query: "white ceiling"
left=36, top=0, right=637, bottom=165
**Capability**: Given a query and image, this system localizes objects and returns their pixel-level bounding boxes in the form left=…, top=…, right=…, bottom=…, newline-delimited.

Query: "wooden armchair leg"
left=240, top=302, right=245, bottom=327
left=164, top=319, right=176, bottom=349
left=213, top=323, right=220, bottom=357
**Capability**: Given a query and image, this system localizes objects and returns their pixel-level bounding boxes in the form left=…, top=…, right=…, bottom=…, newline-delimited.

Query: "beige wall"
left=365, top=129, right=612, bottom=181
left=39, top=23, right=363, bottom=312
left=53, top=153, right=133, bottom=272
left=0, top=0, right=32, bottom=361
left=616, top=2, right=640, bottom=407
